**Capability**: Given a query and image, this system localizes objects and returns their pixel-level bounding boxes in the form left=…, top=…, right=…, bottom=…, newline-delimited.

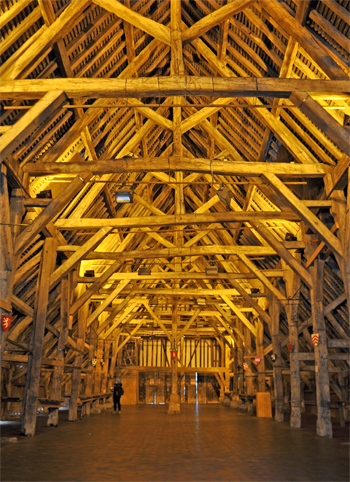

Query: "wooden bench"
left=78, top=393, right=113, bottom=416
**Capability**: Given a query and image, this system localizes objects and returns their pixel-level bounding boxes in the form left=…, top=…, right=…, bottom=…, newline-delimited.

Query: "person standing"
left=111, top=378, right=124, bottom=414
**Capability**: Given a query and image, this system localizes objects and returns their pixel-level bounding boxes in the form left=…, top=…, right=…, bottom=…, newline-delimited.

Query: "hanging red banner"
left=311, top=333, right=319, bottom=346
left=254, top=356, right=261, bottom=365
left=243, top=362, right=249, bottom=370
left=1, top=315, right=13, bottom=331
left=170, top=350, right=178, bottom=360
left=287, top=343, right=294, bottom=353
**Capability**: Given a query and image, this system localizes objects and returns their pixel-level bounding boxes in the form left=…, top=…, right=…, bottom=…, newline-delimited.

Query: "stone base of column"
left=168, top=394, right=181, bottom=414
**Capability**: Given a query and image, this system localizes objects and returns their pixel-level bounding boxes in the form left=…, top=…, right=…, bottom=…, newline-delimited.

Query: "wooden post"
left=47, top=275, right=70, bottom=427
left=244, top=325, right=255, bottom=396
left=0, top=165, right=14, bottom=362
left=68, top=286, right=88, bottom=422
left=256, top=319, right=265, bottom=393
left=168, top=299, right=180, bottom=413
left=284, top=261, right=302, bottom=429
left=237, top=321, right=244, bottom=394
left=270, top=292, right=284, bottom=422
left=21, top=237, right=57, bottom=436
left=311, top=257, right=333, bottom=438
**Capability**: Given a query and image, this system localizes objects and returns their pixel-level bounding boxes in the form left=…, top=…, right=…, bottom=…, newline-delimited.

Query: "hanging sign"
left=243, top=362, right=249, bottom=371
left=1, top=315, right=13, bottom=331
left=287, top=343, right=294, bottom=353
left=271, top=354, right=277, bottom=362
left=254, top=356, right=261, bottom=365
left=311, top=333, right=319, bottom=346
left=170, top=350, right=178, bottom=360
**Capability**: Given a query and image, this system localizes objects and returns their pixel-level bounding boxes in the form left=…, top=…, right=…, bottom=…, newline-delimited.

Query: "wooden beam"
left=21, top=238, right=57, bottom=437
left=23, top=158, right=331, bottom=177
left=1, top=77, right=349, bottom=100
left=92, top=0, right=171, bottom=45
left=182, top=0, right=256, bottom=45
left=259, top=0, right=348, bottom=80
left=221, top=295, right=257, bottom=336
left=3, top=0, right=90, bottom=80
left=289, top=91, right=350, bottom=155
left=15, top=173, right=92, bottom=256
left=144, top=303, right=173, bottom=341
left=54, top=211, right=302, bottom=231
left=49, top=227, right=113, bottom=291
left=69, top=260, right=121, bottom=316
left=263, top=172, right=343, bottom=259
left=57, top=244, right=305, bottom=259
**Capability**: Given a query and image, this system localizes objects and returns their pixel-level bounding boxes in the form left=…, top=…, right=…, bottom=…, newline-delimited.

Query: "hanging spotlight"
left=285, top=233, right=297, bottom=241
left=138, top=267, right=151, bottom=275
left=116, top=189, right=133, bottom=203
left=196, top=298, right=206, bottom=306
left=84, top=270, right=95, bottom=277
left=205, top=266, right=218, bottom=276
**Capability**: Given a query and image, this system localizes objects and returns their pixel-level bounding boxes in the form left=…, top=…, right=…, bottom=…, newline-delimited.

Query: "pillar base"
left=168, top=394, right=180, bottom=414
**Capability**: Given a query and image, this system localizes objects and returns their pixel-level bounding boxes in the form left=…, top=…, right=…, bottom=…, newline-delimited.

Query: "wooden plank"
left=182, top=0, right=255, bottom=45
left=0, top=91, right=66, bottom=162
left=21, top=238, right=57, bottom=437
left=49, top=227, right=113, bottom=290
left=305, top=222, right=339, bottom=268
left=263, top=173, right=343, bottom=259
left=2, top=77, right=349, bottom=100
left=86, top=280, right=130, bottom=328
left=144, top=304, right=173, bottom=342
left=15, top=173, right=91, bottom=256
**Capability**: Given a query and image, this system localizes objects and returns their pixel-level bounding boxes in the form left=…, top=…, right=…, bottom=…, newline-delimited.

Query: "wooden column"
left=310, top=257, right=333, bottom=438
left=47, top=275, right=71, bottom=427
left=270, top=292, right=284, bottom=422
left=256, top=319, right=265, bottom=393
left=21, top=237, right=57, bottom=436
left=236, top=321, right=244, bottom=394
left=284, top=261, right=302, bottom=429
left=68, top=286, right=88, bottom=422
left=168, top=298, right=180, bottom=413
left=0, top=165, right=14, bottom=359
left=244, top=325, right=255, bottom=396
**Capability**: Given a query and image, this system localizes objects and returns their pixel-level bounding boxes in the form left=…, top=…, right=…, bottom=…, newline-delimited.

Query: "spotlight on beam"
left=138, top=267, right=151, bottom=275
left=205, top=266, right=218, bottom=276
left=149, top=297, right=158, bottom=306
left=116, top=189, right=133, bottom=203
left=196, top=298, right=206, bottom=306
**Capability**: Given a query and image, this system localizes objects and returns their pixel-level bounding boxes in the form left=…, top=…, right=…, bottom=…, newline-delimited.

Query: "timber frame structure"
left=0, top=0, right=349, bottom=437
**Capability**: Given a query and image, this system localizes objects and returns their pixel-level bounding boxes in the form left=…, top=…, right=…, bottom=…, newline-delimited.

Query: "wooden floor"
left=1, top=405, right=349, bottom=481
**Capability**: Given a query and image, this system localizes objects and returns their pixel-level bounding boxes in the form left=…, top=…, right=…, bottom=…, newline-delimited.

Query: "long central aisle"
left=1, top=405, right=349, bottom=481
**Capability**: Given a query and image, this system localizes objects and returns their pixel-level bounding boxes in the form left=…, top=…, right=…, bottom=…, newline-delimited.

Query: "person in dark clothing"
left=111, top=378, right=124, bottom=414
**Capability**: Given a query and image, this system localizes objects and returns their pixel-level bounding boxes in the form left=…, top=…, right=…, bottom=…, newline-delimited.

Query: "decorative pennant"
left=287, top=343, right=294, bottom=353
left=170, top=349, right=178, bottom=360
left=1, top=315, right=13, bottom=332
left=271, top=354, right=277, bottom=362
left=243, top=362, right=249, bottom=370
left=311, top=333, right=319, bottom=346
left=254, top=356, right=261, bottom=365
